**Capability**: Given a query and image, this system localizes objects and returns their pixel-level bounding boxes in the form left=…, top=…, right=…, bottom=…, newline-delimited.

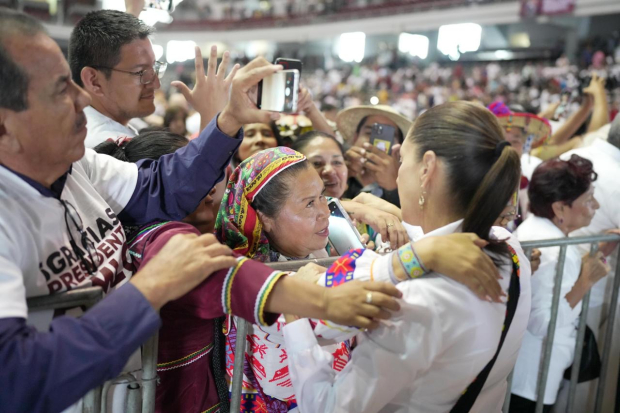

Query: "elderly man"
left=0, top=9, right=401, bottom=412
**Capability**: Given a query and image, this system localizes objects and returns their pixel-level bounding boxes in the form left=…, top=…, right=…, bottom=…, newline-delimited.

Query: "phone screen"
left=327, top=200, right=364, bottom=255
left=553, top=90, right=573, bottom=121
left=370, top=123, right=396, bottom=155
left=257, top=69, right=300, bottom=113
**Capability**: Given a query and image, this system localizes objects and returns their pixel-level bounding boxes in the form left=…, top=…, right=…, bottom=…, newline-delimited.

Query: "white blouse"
left=283, top=221, right=532, bottom=413
left=511, top=215, right=582, bottom=404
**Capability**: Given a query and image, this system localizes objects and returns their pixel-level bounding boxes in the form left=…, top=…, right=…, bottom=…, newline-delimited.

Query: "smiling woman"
left=292, top=131, right=348, bottom=199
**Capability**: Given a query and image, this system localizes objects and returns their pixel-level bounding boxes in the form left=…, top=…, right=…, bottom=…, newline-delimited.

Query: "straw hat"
left=488, top=101, right=552, bottom=149
left=336, top=105, right=413, bottom=145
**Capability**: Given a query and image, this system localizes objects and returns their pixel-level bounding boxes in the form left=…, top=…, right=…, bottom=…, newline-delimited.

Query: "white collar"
left=402, top=219, right=464, bottom=242
left=526, top=215, right=566, bottom=238
left=84, top=106, right=137, bottom=134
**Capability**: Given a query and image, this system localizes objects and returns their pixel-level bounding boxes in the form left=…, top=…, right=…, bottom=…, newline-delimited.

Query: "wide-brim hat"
left=488, top=101, right=552, bottom=148
left=336, top=105, right=413, bottom=145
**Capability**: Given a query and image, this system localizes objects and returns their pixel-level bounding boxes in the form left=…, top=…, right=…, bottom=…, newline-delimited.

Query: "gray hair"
left=0, top=8, right=46, bottom=112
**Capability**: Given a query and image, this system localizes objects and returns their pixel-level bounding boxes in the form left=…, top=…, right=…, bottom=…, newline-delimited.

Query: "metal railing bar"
left=521, top=234, right=620, bottom=249
left=594, top=251, right=620, bottom=412
left=230, top=318, right=249, bottom=413
left=535, top=245, right=568, bottom=413
left=141, top=334, right=159, bottom=413
left=26, top=286, right=103, bottom=312
left=565, top=243, right=599, bottom=412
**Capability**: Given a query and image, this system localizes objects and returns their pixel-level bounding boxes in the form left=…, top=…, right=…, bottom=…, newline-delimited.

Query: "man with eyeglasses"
left=69, top=10, right=165, bottom=148
left=0, top=8, right=296, bottom=412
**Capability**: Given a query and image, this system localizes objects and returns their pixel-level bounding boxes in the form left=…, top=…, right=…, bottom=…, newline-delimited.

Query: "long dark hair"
left=409, top=101, right=521, bottom=255
left=93, top=129, right=189, bottom=162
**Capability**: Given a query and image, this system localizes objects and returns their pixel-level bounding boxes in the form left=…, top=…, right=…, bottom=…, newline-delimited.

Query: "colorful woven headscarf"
left=215, top=147, right=306, bottom=262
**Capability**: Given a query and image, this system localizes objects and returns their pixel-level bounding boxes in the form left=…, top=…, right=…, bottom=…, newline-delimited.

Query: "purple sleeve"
left=118, top=116, right=242, bottom=225
left=0, top=283, right=161, bottom=413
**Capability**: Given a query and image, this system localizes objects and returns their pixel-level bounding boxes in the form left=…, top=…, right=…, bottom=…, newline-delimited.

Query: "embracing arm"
left=283, top=286, right=440, bottom=413
left=117, top=117, right=241, bottom=225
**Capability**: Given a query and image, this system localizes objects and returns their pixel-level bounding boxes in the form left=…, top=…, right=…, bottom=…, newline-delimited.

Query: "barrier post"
left=141, top=334, right=159, bottom=413
left=534, top=245, right=567, bottom=413
left=594, top=251, right=620, bottom=412
left=230, top=318, right=249, bottom=413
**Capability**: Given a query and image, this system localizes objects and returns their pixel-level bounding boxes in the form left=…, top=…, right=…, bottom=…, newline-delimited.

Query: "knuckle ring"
left=366, top=292, right=373, bottom=304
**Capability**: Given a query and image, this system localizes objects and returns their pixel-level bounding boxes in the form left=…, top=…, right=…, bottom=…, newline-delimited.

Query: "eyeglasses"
left=60, top=200, right=101, bottom=275
left=92, top=61, right=167, bottom=85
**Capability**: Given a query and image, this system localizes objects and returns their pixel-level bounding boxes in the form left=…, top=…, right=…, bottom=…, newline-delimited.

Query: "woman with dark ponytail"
left=280, top=101, right=532, bottom=413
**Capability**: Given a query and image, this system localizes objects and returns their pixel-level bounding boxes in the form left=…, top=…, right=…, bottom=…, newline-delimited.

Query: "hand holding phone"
left=257, top=69, right=300, bottom=113
left=370, top=123, right=396, bottom=155
left=275, top=58, right=302, bottom=75
left=327, top=199, right=365, bottom=255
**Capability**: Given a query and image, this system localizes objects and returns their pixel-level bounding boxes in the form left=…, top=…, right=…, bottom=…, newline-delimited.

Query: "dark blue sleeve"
left=118, top=116, right=242, bottom=225
left=0, top=283, right=161, bottom=413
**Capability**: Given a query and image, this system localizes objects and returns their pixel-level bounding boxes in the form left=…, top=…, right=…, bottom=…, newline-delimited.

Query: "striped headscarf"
left=215, top=147, right=306, bottom=262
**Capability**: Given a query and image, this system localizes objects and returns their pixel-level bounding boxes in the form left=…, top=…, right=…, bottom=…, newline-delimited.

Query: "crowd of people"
left=1, top=5, right=620, bottom=413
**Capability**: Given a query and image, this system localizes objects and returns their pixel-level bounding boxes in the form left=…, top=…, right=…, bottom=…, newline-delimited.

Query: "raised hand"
left=360, top=142, right=400, bottom=191
left=218, top=57, right=284, bottom=136
left=171, top=45, right=239, bottom=132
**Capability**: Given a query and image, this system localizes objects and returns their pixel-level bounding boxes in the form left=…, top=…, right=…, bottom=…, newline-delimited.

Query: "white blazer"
left=512, top=215, right=582, bottom=404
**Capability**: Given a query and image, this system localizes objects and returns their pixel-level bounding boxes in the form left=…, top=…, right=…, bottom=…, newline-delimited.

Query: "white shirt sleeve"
left=283, top=286, right=441, bottom=413
left=0, top=219, right=27, bottom=318
left=312, top=251, right=393, bottom=342
left=527, top=247, right=582, bottom=337
left=77, top=149, right=138, bottom=213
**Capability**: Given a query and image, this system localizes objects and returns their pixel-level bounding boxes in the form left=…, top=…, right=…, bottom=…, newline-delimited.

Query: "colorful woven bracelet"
left=397, top=243, right=427, bottom=279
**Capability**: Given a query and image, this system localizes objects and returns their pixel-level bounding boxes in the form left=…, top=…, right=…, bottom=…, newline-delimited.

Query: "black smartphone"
left=370, top=123, right=396, bottom=155
left=256, top=69, right=300, bottom=113
left=275, top=58, right=302, bottom=75
left=327, top=199, right=364, bottom=255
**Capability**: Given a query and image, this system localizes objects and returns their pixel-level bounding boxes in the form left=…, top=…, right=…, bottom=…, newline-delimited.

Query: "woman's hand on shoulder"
left=292, top=263, right=326, bottom=285
left=351, top=193, right=402, bottom=220
left=342, top=200, right=407, bottom=248
left=414, top=234, right=504, bottom=303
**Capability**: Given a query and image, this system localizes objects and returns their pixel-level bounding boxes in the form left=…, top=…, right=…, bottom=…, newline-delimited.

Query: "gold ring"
left=366, top=292, right=373, bottom=304
left=387, top=223, right=394, bottom=228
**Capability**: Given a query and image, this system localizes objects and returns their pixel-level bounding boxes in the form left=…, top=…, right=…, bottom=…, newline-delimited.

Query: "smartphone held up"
left=257, top=58, right=303, bottom=113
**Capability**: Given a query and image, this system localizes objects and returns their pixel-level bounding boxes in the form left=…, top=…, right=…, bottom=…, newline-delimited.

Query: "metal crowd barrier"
left=228, top=235, right=620, bottom=413
left=25, top=287, right=160, bottom=413
left=25, top=233, right=620, bottom=413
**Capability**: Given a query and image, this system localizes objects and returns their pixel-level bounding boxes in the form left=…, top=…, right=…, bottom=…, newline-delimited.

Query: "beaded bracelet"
left=397, top=243, right=428, bottom=279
